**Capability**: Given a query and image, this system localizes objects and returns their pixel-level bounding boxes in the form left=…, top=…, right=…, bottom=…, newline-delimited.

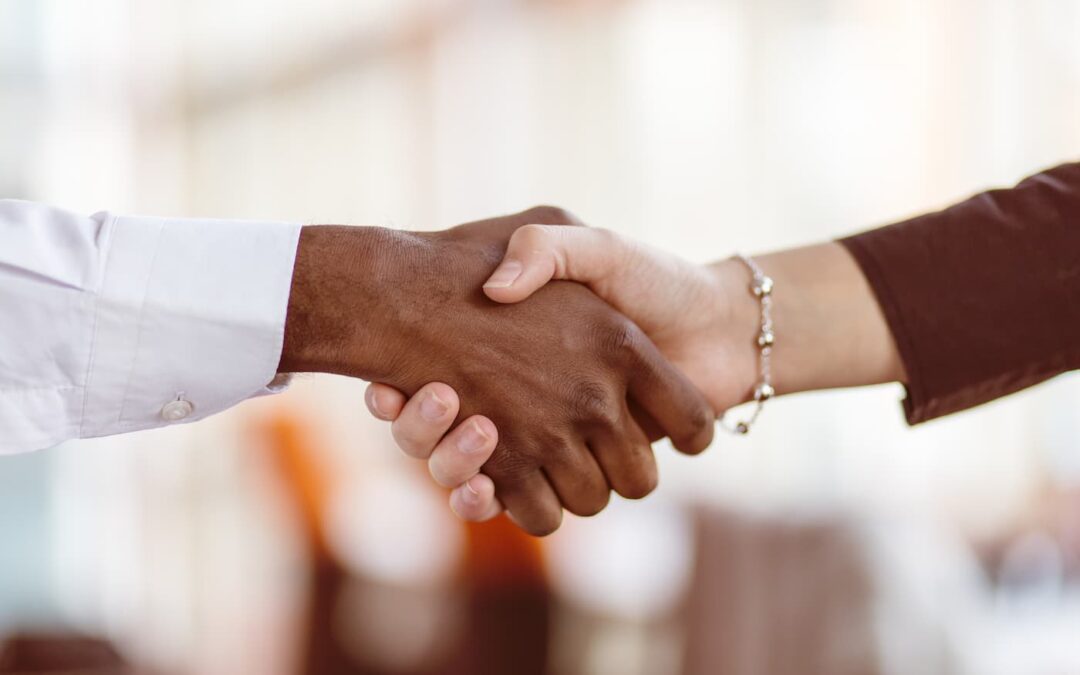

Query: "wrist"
left=705, top=257, right=763, bottom=406
left=706, top=241, right=905, bottom=408
left=279, top=225, right=397, bottom=379
left=751, top=242, right=905, bottom=395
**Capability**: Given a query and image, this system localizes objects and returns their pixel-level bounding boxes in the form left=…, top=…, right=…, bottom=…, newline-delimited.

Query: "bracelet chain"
left=720, top=254, right=774, bottom=435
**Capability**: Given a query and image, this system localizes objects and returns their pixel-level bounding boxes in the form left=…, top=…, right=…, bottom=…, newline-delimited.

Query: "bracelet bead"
left=720, top=254, right=775, bottom=436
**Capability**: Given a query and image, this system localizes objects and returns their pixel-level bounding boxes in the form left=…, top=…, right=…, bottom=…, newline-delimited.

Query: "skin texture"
left=369, top=226, right=904, bottom=523
left=279, top=207, right=716, bottom=536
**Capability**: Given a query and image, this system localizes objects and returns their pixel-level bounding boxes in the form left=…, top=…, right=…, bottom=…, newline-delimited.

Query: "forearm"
left=711, top=242, right=905, bottom=400
left=841, top=162, right=1080, bottom=423
left=711, top=162, right=1080, bottom=420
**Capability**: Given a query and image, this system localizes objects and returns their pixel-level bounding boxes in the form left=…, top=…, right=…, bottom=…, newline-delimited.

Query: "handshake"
left=280, top=206, right=768, bottom=536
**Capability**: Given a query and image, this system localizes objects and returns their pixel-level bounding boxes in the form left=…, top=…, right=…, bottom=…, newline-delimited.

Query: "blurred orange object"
left=264, top=414, right=337, bottom=562
left=449, top=515, right=551, bottom=675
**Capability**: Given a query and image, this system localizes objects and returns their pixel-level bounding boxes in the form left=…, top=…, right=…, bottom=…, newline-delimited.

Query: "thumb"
left=483, top=224, right=625, bottom=303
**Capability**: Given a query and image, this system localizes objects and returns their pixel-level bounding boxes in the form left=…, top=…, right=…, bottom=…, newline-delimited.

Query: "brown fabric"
left=840, top=162, right=1080, bottom=424
left=0, top=634, right=131, bottom=673
left=681, top=508, right=885, bottom=675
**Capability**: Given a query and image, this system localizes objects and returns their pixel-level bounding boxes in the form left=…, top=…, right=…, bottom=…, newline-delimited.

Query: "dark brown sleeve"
left=839, top=162, right=1080, bottom=424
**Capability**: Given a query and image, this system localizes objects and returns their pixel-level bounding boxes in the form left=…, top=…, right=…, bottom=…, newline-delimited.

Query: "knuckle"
left=593, top=227, right=619, bottom=248
left=482, top=445, right=535, bottom=484
left=600, top=320, right=643, bottom=364
left=516, top=223, right=554, bottom=248
left=571, top=381, right=618, bottom=425
left=524, top=205, right=578, bottom=225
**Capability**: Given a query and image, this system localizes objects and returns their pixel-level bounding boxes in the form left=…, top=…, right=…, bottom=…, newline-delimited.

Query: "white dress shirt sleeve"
left=0, top=200, right=303, bottom=454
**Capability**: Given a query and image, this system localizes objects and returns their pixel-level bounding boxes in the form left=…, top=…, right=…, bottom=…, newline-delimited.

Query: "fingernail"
left=457, top=420, right=490, bottom=454
left=420, top=390, right=449, bottom=421
left=464, top=473, right=481, bottom=501
left=484, top=260, right=523, bottom=288
left=366, top=388, right=387, bottom=418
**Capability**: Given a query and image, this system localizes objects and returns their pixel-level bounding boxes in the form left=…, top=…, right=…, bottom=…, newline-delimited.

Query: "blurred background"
left=2, top=0, right=1080, bottom=673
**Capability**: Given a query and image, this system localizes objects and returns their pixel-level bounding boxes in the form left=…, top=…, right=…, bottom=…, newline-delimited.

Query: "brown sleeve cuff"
left=839, top=162, right=1080, bottom=424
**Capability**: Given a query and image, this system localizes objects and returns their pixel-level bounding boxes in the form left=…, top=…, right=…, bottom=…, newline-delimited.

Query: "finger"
left=627, top=398, right=665, bottom=443
left=428, top=415, right=499, bottom=488
left=543, top=445, right=611, bottom=517
left=589, top=408, right=659, bottom=500
left=490, top=469, right=563, bottom=537
left=449, top=474, right=504, bottom=522
left=483, top=225, right=626, bottom=303
left=365, top=383, right=408, bottom=421
left=628, top=338, right=716, bottom=455
left=390, top=382, right=460, bottom=459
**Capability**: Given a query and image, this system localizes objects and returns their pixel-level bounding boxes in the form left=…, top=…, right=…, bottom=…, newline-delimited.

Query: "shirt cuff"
left=79, top=213, right=302, bottom=439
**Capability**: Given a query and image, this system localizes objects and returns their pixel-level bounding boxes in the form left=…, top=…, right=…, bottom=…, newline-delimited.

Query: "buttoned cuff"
left=79, top=213, right=302, bottom=439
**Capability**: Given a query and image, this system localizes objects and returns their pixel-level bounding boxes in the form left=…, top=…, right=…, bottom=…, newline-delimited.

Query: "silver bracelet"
left=720, top=254, right=775, bottom=435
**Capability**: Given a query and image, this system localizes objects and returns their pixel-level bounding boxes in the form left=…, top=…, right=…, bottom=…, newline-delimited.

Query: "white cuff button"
left=161, top=399, right=195, bottom=422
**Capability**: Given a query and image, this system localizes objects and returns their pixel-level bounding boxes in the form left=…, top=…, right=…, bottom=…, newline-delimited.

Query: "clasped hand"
left=346, top=207, right=765, bottom=535
left=360, top=208, right=760, bottom=533
left=282, top=207, right=739, bottom=536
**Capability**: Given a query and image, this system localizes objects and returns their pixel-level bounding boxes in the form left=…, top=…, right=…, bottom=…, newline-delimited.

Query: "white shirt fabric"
left=0, top=200, right=302, bottom=455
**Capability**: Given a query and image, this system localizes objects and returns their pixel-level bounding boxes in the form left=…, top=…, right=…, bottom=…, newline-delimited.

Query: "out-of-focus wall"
left=2, top=0, right=1080, bottom=674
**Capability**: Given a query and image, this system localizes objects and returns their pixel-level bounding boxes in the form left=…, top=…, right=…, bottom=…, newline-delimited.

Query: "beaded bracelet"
left=720, top=254, right=775, bottom=435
